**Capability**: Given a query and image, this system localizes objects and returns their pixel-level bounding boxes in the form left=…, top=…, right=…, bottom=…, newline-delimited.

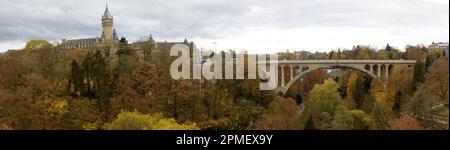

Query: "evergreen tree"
left=425, top=55, right=432, bottom=73
left=352, top=76, right=365, bottom=109
left=114, top=37, right=137, bottom=79
left=328, top=51, right=335, bottom=59
left=304, top=114, right=317, bottom=130
left=412, top=60, right=425, bottom=91
left=70, top=60, right=84, bottom=98
left=93, top=50, right=107, bottom=93
left=337, top=49, right=342, bottom=59
left=393, top=91, right=402, bottom=115
left=142, top=42, right=154, bottom=62
left=385, top=43, right=392, bottom=51
left=82, top=52, right=94, bottom=99
left=295, top=93, right=303, bottom=105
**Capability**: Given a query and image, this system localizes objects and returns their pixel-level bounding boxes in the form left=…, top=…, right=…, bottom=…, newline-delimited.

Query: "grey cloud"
left=0, top=0, right=448, bottom=50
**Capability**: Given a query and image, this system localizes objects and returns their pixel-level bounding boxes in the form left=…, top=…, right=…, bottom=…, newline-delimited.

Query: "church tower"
left=101, top=5, right=114, bottom=44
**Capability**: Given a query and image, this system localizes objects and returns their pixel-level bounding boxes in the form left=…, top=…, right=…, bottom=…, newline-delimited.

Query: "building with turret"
left=59, top=5, right=119, bottom=50
left=58, top=5, right=195, bottom=59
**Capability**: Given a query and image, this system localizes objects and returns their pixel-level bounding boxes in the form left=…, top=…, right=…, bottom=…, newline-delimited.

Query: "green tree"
left=352, top=75, right=365, bottom=109
left=346, top=73, right=366, bottom=109
left=304, top=114, right=317, bottom=130
left=70, top=60, right=83, bottom=98
left=385, top=44, right=392, bottom=51
left=142, top=42, right=155, bottom=62
left=332, top=105, right=374, bottom=130
left=348, top=110, right=373, bottom=130
left=425, top=55, right=432, bottom=72
left=409, top=86, right=432, bottom=118
left=308, top=78, right=343, bottom=117
left=82, top=52, right=94, bottom=99
left=114, top=38, right=137, bottom=79
left=302, top=78, right=343, bottom=129
left=412, top=60, right=425, bottom=91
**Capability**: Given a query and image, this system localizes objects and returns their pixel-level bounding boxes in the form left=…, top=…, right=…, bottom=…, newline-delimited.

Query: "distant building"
left=428, top=42, right=449, bottom=58
left=132, top=36, right=192, bottom=51
left=58, top=5, right=119, bottom=50
left=429, top=42, right=449, bottom=50
left=56, top=5, right=194, bottom=59
left=131, top=36, right=195, bottom=58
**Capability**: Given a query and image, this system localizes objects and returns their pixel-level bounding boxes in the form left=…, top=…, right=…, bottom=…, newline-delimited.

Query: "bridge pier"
left=281, top=65, right=285, bottom=86
left=377, top=64, right=381, bottom=77
left=290, top=65, right=294, bottom=81
left=386, top=65, right=389, bottom=79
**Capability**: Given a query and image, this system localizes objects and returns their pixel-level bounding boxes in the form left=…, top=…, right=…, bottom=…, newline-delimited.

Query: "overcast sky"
left=0, top=0, right=448, bottom=53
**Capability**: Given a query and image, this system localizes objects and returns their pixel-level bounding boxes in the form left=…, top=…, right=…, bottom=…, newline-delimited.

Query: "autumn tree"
left=346, top=73, right=366, bottom=109
left=254, top=97, right=301, bottom=130
left=385, top=65, right=415, bottom=117
left=36, top=99, right=68, bottom=129
left=0, top=88, right=40, bottom=129
left=388, top=115, right=424, bottom=130
left=424, top=57, right=449, bottom=103
left=0, top=51, right=24, bottom=90
left=405, top=45, right=427, bottom=60
left=377, top=50, right=389, bottom=60
left=108, top=75, right=144, bottom=120
left=141, top=41, right=155, bottom=62
left=354, top=46, right=373, bottom=59
left=60, top=100, right=101, bottom=130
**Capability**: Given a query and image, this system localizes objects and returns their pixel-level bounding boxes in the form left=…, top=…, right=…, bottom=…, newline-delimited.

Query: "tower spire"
left=101, top=3, right=114, bottom=44
left=103, top=4, right=113, bottom=19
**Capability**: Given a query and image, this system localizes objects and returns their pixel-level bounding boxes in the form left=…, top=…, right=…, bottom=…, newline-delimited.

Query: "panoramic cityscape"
left=0, top=0, right=448, bottom=132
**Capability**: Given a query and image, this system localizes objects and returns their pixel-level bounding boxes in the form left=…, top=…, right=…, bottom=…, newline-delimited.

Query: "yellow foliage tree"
left=37, top=99, right=68, bottom=129
left=104, top=110, right=199, bottom=130
left=24, top=40, right=52, bottom=55
left=346, top=73, right=358, bottom=99
left=25, top=39, right=51, bottom=50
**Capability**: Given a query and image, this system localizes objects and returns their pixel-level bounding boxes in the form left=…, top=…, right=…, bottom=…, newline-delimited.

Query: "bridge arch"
left=279, top=64, right=378, bottom=94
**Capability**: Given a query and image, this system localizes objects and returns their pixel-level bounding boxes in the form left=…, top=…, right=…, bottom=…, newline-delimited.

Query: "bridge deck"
left=261, top=59, right=416, bottom=64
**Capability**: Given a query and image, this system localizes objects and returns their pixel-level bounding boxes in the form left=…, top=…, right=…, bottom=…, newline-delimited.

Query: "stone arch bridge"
left=272, top=60, right=416, bottom=94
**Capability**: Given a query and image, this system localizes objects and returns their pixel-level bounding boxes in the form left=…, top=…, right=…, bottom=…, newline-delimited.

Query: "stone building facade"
left=57, top=5, right=195, bottom=59
left=59, top=5, right=119, bottom=50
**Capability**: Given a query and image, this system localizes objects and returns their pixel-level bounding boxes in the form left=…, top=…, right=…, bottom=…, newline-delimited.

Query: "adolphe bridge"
left=273, top=60, right=416, bottom=94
